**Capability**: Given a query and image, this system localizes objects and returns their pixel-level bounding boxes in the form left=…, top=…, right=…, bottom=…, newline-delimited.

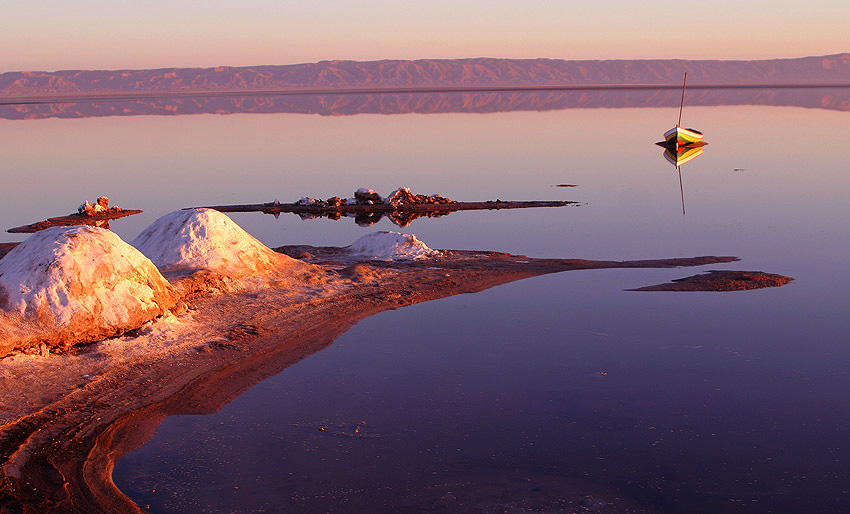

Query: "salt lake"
left=2, top=88, right=848, bottom=513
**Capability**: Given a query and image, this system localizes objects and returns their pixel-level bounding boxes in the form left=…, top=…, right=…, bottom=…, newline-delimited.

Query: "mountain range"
left=3, top=54, right=850, bottom=97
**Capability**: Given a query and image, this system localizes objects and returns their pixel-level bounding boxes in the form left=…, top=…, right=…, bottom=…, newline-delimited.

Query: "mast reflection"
left=659, top=143, right=706, bottom=215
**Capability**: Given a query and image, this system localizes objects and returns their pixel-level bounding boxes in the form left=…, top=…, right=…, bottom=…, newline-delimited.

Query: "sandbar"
left=0, top=245, right=737, bottom=513
left=628, top=270, right=793, bottom=292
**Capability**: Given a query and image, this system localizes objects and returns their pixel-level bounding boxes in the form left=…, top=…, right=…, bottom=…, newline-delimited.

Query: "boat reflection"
left=663, top=144, right=704, bottom=167
left=659, top=143, right=706, bottom=215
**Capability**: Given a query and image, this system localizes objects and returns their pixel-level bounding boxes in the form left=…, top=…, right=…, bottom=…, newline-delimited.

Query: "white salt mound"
left=0, top=225, right=179, bottom=351
left=348, top=231, right=440, bottom=260
left=131, top=208, right=294, bottom=276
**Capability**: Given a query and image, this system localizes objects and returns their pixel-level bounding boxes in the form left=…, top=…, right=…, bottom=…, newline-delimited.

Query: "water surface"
left=1, top=89, right=848, bottom=513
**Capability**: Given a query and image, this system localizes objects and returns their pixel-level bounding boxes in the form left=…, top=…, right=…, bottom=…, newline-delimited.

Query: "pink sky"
left=3, top=0, right=848, bottom=72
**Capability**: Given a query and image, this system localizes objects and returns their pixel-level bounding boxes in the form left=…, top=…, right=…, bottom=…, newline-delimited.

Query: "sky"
left=3, top=0, right=848, bottom=72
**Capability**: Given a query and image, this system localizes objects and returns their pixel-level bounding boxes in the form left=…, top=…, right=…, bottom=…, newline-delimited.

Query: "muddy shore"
left=0, top=248, right=738, bottom=513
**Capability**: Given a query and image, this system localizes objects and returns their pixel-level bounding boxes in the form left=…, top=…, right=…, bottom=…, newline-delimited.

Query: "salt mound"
left=0, top=226, right=179, bottom=352
left=131, top=209, right=296, bottom=276
left=348, top=231, right=440, bottom=260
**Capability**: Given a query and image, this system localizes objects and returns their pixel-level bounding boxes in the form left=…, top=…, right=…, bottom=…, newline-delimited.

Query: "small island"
left=7, top=196, right=141, bottom=234
left=197, top=187, right=578, bottom=227
left=629, top=270, right=793, bottom=292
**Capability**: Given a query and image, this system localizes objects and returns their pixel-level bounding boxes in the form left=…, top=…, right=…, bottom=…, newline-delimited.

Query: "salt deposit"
left=0, top=226, right=179, bottom=352
left=131, top=209, right=296, bottom=276
left=348, top=231, right=441, bottom=260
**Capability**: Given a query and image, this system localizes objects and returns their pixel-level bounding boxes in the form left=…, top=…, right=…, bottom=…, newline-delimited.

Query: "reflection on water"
left=302, top=208, right=448, bottom=227
left=657, top=144, right=706, bottom=215
left=2, top=94, right=849, bottom=513
left=3, top=86, right=850, bottom=120
left=661, top=145, right=704, bottom=167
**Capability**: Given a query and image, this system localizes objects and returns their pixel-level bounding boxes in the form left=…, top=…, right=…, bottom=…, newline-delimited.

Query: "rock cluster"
left=354, top=188, right=384, bottom=205
left=292, top=187, right=457, bottom=227
left=78, top=196, right=114, bottom=216
left=294, top=187, right=456, bottom=209
left=384, top=187, right=454, bottom=206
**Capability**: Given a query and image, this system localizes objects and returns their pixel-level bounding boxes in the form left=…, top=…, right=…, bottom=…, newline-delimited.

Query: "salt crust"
left=0, top=226, right=179, bottom=351
left=131, top=208, right=296, bottom=276
left=0, top=211, right=439, bottom=353
left=348, top=231, right=440, bottom=260
left=0, top=209, right=306, bottom=351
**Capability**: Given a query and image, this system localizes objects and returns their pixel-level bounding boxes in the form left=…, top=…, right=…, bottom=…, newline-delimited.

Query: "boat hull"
left=664, top=126, right=704, bottom=146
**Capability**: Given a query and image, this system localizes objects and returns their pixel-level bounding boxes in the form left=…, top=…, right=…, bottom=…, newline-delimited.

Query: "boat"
left=663, top=125, right=704, bottom=147
left=661, top=71, right=705, bottom=148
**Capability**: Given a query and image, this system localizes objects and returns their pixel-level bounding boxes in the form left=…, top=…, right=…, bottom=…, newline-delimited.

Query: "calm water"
left=2, top=90, right=849, bottom=513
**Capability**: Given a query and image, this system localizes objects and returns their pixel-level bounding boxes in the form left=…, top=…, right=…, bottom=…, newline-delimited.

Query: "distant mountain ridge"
left=2, top=54, right=850, bottom=97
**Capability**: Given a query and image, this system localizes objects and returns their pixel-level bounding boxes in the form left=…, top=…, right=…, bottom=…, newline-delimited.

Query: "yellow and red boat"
left=663, top=125, right=704, bottom=147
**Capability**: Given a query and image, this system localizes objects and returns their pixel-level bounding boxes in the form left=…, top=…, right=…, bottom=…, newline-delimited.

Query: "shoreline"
left=0, top=247, right=737, bottom=513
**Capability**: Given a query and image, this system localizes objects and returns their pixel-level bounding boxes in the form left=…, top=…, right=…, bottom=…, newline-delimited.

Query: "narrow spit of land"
left=197, top=199, right=577, bottom=227
left=198, top=199, right=575, bottom=215
left=6, top=196, right=141, bottom=234
left=5, top=193, right=577, bottom=234
left=7, top=210, right=141, bottom=234
left=0, top=245, right=737, bottom=514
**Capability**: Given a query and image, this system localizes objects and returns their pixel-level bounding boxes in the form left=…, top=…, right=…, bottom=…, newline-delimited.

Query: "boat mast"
left=677, top=72, right=688, bottom=127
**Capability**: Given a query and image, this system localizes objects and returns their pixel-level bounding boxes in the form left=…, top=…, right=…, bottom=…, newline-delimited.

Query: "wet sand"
left=0, top=248, right=737, bottom=513
left=628, top=270, right=793, bottom=292
left=0, top=244, right=18, bottom=261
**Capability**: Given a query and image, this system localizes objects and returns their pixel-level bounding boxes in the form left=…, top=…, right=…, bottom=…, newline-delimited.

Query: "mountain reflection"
left=2, top=87, right=849, bottom=120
